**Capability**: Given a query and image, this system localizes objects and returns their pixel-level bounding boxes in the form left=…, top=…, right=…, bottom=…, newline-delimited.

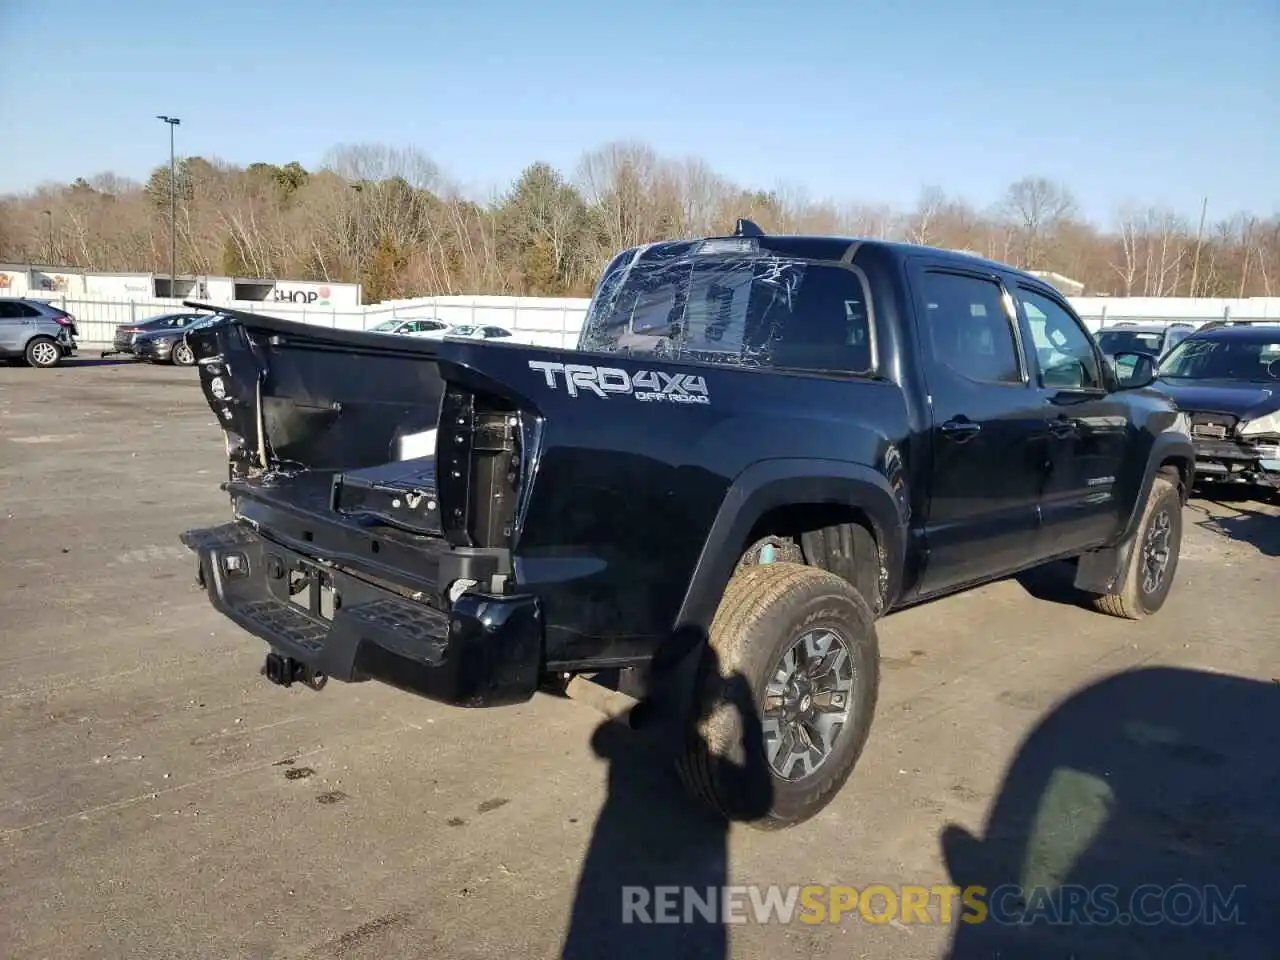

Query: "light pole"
left=351, top=182, right=363, bottom=290
left=41, top=210, right=52, bottom=263
left=156, top=115, right=181, bottom=296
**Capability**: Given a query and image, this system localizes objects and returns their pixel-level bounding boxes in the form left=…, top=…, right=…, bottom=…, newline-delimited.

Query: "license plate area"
left=286, top=558, right=339, bottom=621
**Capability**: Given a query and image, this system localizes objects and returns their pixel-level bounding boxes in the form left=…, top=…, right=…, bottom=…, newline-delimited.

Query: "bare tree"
left=1001, top=176, right=1079, bottom=268
left=0, top=141, right=1276, bottom=304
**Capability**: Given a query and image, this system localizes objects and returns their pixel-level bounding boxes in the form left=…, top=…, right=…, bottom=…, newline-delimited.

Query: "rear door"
left=907, top=260, right=1051, bottom=596
left=1013, top=284, right=1129, bottom=555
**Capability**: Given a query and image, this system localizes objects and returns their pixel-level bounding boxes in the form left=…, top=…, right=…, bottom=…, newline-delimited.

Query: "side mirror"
left=1112, top=351, right=1156, bottom=389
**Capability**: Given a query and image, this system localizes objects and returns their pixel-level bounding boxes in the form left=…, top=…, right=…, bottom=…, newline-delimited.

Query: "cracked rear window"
left=578, top=244, right=873, bottom=375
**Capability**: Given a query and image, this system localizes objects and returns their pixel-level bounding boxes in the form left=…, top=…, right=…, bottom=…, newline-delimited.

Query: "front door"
left=908, top=263, right=1051, bottom=597
left=1014, top=284, right=1129, bottom=556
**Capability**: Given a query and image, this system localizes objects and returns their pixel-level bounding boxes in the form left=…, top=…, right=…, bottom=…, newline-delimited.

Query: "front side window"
left=578, top=244, right=873, bottom=375
left=1019, top=288, right=1102, bottom=390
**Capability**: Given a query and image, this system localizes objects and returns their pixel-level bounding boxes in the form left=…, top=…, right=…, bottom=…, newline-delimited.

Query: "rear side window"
left=579, top=248, right=873, bottom=375
left=918, top=271, right=1022, bottom=384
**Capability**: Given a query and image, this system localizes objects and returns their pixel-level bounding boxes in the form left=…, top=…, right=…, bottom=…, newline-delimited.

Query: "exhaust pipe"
left=263, top=652, right=327, bottom=691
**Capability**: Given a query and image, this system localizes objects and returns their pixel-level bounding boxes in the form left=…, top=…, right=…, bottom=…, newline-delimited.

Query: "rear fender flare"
left=673, top=459, right=908, bottom=635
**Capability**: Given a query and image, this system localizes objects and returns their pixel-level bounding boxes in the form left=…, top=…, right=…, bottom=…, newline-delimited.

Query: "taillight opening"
left=437, top=385, right=522, bottom=549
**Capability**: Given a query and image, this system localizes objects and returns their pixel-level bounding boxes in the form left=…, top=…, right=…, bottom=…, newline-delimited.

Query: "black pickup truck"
left=178, top=222, right=1194, bottom=829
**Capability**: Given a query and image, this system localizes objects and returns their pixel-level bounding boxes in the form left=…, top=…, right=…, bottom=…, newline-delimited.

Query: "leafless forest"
left=1, top=141, right=1276, bottom=302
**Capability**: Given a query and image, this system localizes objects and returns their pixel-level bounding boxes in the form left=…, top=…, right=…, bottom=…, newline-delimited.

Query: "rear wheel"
left=171, top=341, right=195, bottom=366
left=25, top=336, right=62, bottom=368
left=676, top=562, right=880, bottom=830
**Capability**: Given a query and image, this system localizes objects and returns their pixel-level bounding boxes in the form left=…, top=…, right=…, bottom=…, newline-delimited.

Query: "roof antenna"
left=734, top=218, right=765, bottom=238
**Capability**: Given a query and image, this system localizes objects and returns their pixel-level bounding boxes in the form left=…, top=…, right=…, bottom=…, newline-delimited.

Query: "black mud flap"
left=1073, top=533, right=1139, bottom=595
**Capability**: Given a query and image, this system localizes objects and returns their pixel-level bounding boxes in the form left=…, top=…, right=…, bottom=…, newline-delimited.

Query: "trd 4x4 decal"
left=527, top=361, right=710, bottom=405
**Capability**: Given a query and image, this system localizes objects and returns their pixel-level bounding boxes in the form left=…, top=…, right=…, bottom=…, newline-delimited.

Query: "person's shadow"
left=942, top=665, right=1280, bottom=959
left=561, top=630, right=773, bottom=960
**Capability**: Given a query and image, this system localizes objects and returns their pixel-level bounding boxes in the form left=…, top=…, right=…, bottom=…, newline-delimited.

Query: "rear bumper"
left=181, top=522, right=543, bottom=707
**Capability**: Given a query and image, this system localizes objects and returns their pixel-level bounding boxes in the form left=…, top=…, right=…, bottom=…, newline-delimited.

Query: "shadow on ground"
left=942, top=665, right=1280, bottom=959
left=48, top=357, right=144, bottom=369
left=1188, top=485, right=1280, bottom=558
left=560, top=636, right=773, bottom=960
left=1012, top=559, right=1095, bottom=610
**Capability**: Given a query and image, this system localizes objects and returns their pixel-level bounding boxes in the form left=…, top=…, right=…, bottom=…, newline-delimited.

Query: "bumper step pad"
left=179, top=521, right=541, bottom=707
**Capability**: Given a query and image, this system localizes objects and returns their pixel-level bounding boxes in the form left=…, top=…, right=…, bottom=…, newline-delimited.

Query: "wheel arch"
left=674, top=459, right=909, bottom=635
left=1126, top=432, right=1195, bottom=537
left=1074, top=433, right=1193, bottom=596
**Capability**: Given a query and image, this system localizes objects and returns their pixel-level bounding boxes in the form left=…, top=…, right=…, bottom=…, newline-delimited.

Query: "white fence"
left=14, top=291, right=1280, bottom=351
left=29, top=294, right=593, bottom=350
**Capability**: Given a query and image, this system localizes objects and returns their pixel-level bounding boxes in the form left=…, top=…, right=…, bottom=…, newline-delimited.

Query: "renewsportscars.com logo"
left=527, top=360, right=710, bottom=405
left=620, top=883, right=1248, bottom=928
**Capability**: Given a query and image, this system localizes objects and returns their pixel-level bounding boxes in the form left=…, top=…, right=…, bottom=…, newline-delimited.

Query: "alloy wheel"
left=762, top=627, right=856, bottom=781
left=29, top=340, right=59, bottom=367
left=1141, top=509, right=1173, bottom=594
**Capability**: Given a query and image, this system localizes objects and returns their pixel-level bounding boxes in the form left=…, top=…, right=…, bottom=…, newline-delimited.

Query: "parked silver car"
left=366, top=317, right=455, bottom=339
left=0, top=298, right=79, bottom=368
left=445, top=323, right=514, bottom=341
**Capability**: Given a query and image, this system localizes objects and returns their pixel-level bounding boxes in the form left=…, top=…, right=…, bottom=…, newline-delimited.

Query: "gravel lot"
left=2, top=358, right=1278, bottom=960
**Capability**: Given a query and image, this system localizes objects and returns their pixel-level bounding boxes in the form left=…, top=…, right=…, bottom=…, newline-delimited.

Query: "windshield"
left=451, top=326, right=477, bottom=336
left=1096, top=330, right=1165, bottom=355
left=368, top=319, right=402, bottom=332
left=1157, top=336, right=1280, bottom=382
left=577, top=243, right=874, bottom=375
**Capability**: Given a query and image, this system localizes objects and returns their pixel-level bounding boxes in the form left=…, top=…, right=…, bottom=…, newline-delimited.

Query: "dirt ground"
left=2, top=359, right=1278, bottom=960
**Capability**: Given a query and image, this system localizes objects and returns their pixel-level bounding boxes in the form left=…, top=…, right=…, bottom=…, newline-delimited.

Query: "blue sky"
left=1, top=0, right=1275, bottom=226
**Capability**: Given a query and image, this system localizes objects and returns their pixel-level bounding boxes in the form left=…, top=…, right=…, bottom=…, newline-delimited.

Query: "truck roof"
left=626, top=231, right=1042, bottom=286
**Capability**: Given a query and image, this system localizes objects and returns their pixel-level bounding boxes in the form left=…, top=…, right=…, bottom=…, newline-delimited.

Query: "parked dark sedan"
left=103, top=311, right=209, bottom=358
left=1150, top=323, right=1280, bottom=496
left=133, top=312, right=224, bottom=366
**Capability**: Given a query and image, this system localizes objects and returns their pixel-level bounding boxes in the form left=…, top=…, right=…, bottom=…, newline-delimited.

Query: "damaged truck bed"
left=178, top=225, right=1195, bottom=828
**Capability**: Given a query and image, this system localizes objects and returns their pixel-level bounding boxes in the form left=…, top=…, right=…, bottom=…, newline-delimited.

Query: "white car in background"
left=366, top=317, right=454, bottom=339
left=446, top=324, right=514, bottom=341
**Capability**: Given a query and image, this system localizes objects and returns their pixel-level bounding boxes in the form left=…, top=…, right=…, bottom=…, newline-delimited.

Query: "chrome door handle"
left=940, top=419, right=982, bottom=441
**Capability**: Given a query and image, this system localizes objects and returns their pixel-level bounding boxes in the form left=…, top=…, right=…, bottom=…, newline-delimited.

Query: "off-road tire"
left=1090, top=475, right=1182, bottom=619
left=24, top=336, right=62, bottom=368
left=676, top=561, right=880, bottom=830
left=171, top=340, right=195, bottom=366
